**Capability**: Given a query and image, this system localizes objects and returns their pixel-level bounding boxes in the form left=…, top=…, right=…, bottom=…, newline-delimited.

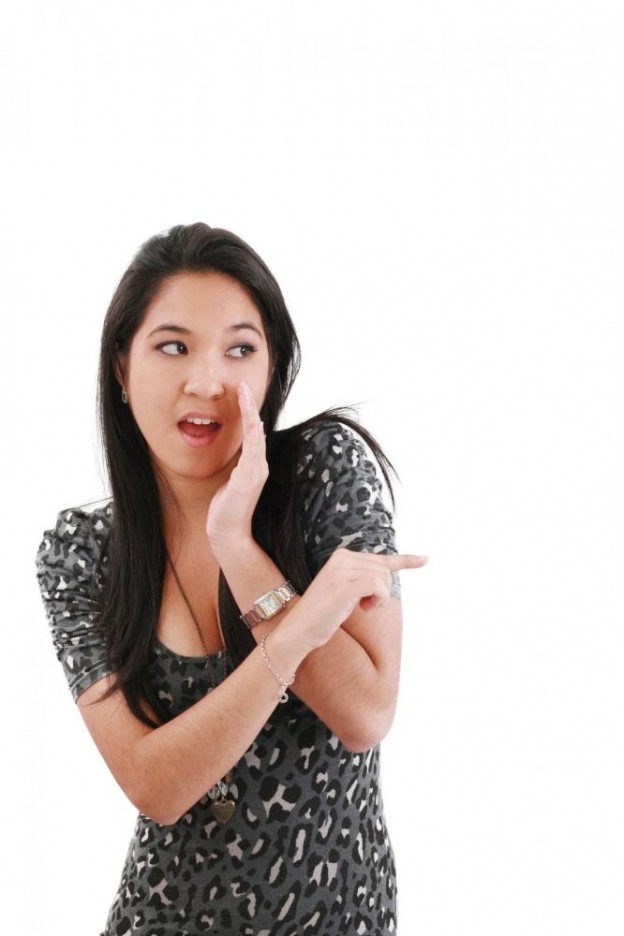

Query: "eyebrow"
left=146, top=321, right=264, bottom=339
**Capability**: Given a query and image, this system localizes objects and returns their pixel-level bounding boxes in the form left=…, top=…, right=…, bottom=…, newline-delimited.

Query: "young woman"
left=36, top=223, right=426, bottom=935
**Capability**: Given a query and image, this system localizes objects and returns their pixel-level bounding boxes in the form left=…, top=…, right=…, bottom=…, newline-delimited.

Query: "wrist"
left=259, top=633, right=296, bottom=703
left=241, top=581, right=297, bottom=630
left=270, top=600, right=325, bottom=659
left=265, top=619, right=310, bottom=676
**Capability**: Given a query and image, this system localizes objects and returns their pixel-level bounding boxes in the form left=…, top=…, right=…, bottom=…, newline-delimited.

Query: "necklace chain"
left=167, top=555, right=223, bottom=688
left=166, top=553, right=236, bottom=825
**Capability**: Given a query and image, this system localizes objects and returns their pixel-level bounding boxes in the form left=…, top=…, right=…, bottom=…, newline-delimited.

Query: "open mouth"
left=178, top=417, right=221, bottom=442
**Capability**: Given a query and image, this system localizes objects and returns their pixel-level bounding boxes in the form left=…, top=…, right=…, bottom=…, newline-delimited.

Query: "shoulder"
left=293, top=418, right=396, bottom=546
left=294, top=418, right=385, bottom=511
left=298, top=418, right=362, bottom=453
left=289, top=419, right=399, bottom=590
left=36, top=500, right=113, bottom=582
left=296, top=418, right=372, bottom=478
left=36, top=502, right=114, bottom=700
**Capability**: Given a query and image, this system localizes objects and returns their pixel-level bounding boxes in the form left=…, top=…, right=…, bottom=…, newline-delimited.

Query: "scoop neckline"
left=153, top=636, right=228, bottom=662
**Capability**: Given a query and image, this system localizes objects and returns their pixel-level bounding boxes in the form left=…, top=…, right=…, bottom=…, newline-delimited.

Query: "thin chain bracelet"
left=260, top=633, right=295, bottom=704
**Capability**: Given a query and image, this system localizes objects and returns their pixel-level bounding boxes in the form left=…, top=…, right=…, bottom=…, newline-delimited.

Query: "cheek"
left=253, top=382, right=267, bottom=410
left=244, top=355, right=272, bottom=410
left=254, top=378, right=272, bottom=414
left=126, top=372, right=169, bottom=435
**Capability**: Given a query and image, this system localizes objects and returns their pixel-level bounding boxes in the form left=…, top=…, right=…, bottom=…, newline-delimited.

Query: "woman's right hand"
left=206, top=382, right=268, bottom=553
left=283, top=548, right=427, bottom=653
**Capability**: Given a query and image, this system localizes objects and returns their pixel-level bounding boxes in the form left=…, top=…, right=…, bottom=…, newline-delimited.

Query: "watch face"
left=258, top=592, right=282, bottom=618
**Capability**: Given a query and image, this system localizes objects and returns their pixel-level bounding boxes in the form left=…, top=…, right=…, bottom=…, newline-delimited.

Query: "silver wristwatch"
left=240, top=582, right=297, bottom=630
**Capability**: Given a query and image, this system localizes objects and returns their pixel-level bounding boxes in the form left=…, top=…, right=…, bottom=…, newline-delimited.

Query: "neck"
left=154, top=456, right=237, bottom=544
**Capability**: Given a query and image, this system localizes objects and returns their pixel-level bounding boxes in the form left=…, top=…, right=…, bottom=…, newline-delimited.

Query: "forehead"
left=138, top=271, right=265, bottom=334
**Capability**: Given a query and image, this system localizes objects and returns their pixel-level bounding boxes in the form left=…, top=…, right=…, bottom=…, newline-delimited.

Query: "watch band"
left=240, top=581, right=298, bottom=630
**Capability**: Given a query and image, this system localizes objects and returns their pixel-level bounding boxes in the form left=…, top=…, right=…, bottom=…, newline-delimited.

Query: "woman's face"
left=120, top=271, right=272, bottom=490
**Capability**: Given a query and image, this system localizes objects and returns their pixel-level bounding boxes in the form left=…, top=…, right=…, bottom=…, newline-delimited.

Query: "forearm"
left=214, top=537, right=401, bottom=750
left=290, top=624, right=400, bottom=750
left=81, top=625, right=306, bottom=826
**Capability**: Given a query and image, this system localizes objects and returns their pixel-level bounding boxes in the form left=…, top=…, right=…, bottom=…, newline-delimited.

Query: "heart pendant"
left=211, top=797, right=235, bottom=824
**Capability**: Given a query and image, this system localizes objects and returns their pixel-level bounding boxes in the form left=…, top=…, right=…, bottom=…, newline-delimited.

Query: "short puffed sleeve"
left=296, top=421, right=400, bottom=598
left=36, top=504, right=113, bottom=700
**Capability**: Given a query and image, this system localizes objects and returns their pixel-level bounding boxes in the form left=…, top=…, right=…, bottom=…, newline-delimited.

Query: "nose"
left=183, top=356, right=226, bottom=400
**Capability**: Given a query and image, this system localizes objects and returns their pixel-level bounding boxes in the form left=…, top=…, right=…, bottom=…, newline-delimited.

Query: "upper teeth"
left=186, top=418, right=215, bottom=425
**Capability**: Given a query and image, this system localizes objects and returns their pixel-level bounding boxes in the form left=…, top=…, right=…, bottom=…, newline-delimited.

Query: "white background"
left=2, top=2, right=623, bottom=934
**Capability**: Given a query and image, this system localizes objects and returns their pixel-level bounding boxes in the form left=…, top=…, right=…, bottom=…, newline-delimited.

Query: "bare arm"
left=206, top=382, right=419, bottom=752
left=214, top=536, right=404, bottom=752
left=77, top=549, right=420, bottom=825
left=77, top=620, right=305, bottom=826
left=48, top=385, right=425, bottom=826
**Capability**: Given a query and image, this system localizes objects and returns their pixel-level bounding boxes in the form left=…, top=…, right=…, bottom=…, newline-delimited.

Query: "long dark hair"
left=98, top=223, right=393, bottom=727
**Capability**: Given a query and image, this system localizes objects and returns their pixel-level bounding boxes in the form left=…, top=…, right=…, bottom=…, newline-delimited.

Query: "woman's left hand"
left=206, top=382, right=268, bottom=551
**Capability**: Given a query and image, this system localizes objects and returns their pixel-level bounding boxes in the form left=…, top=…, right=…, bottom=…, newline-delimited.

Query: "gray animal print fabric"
left=36, top=422, right=400, bottom=935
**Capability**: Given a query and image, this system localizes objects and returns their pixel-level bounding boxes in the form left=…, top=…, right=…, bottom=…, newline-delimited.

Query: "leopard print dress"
left=36, top=422, right=401, bottom=936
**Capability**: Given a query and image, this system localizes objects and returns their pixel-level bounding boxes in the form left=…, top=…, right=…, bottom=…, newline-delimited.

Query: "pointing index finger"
left=386, top=554, right=428, bottom=570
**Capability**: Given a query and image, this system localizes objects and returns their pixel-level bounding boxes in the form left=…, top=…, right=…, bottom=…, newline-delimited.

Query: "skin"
left=80, top=270, right=426, bottom=825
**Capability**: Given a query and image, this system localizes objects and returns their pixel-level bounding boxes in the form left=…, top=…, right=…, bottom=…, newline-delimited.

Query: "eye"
left=157, top=341, right=187, bottom=356
left=227, top=343, right=256, bottom=359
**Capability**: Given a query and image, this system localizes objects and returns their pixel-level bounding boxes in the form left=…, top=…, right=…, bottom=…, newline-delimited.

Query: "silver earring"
left=121, top=389, right=128, bottom=404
